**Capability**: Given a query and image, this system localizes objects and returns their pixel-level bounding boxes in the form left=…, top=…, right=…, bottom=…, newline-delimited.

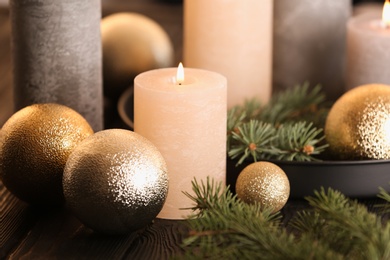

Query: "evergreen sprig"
left=273, top=122, right=328, bottom=161
left=227, top=83, right=329, bottom=164
left=228, top=120, right=328, bottom=165
left=291, top=188, right=390, bottom=259
left=180, top=178, right=390, bottom=260
left=228, top=120, right=279, bottom=165
left=257, top=82, right=326, bottom=125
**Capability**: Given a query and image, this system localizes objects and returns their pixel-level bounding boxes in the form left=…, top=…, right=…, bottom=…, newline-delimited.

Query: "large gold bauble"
left=325, top=84, right=390, bottom=160
left=63, top=129, right=169, bottom=235
left=0, top=103, right=93, bottom=205
left=235, top=161, right=290, bottom=213
left=101, top=12, right=174, bottom=98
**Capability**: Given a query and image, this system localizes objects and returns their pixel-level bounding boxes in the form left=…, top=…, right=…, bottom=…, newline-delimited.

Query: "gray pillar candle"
left=346, top=11, right=390, bottom=90
left=273, top=0, right=351, bottom=101
left=9, top=0, right=103, bottom=131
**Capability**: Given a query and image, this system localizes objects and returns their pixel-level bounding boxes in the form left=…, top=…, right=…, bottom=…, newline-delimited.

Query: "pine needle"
left=179, top=178, right=390, bottom=260
left=227, top=83, right=329, bottom=165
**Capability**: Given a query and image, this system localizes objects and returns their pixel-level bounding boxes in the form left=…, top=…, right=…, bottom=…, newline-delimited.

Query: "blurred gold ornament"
left=325, top=84, right=390, bottom=160
left=63, top=129, right=169, bottom=235
left=235, top=161, right=290, bottom=212
left=101, top=12, right=174, bottom=98
left=0, top=103, right=93, bottom=205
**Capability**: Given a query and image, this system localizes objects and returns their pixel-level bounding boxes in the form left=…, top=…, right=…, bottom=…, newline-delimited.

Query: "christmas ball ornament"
left=0, top=103, right=93, bottom=205
left=101, top=12, right=174, bottom=98
left=236, top=161, right=290, bottom=212
left=63, top=129, right=169, bottom=234
left=325, top=84, right=390, bottom=160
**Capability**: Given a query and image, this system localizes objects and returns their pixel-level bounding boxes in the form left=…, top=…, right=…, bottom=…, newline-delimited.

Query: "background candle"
left=346, top=4, right=390, bottom=90
left=183, top=0, right=272, bottom=108
left=273, top=0, right=351, bottom=101
left=134, top=67, right=227, bottom=220
left=9, top=0, right=103, bottom=131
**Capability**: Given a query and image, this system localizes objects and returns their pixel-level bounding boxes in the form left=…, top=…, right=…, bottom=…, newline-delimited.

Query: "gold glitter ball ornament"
left=0, top=103, right=94, bottom=205
left=325, top=84, right=390, bottom=160
left=235, top=161, right=290, bottom=212
left=63, top=129, right=169, bottom=235
left=101, top=12, right=174, bottom=98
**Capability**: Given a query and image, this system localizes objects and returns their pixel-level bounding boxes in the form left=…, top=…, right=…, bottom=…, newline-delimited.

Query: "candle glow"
left=134, top=67, right=227, bottom=219
left=176, top=62, right=184, bottom=85
left=383, top=0, right=390, bottom=27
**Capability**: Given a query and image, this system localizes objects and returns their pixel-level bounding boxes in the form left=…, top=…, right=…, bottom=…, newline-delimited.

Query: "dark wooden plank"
left=0, top=184, right=39, bottom=259
left=123, top=219, right=188, bottom=259
left=8, top=207, right=187, bottom=259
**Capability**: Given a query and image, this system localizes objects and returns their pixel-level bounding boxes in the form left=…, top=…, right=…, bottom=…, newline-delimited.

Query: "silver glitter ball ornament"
left=63, top=129, right=168, bottom=234
left=236, top=161, right=290, bottom=213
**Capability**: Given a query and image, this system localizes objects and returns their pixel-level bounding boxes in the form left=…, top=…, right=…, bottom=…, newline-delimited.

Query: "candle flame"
left=176, top=62, right=184, bottom=85
left=383, top=0, right=390, bottom=28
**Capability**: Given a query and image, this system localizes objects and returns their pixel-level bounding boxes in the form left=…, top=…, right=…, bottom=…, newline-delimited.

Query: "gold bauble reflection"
left=325, top=84, right=390, bottom=160
left=63, top=129, right=169, bottom=235
left=0, top=103, right=94, bottom=205
left=235, top=161, right=290, bottom=213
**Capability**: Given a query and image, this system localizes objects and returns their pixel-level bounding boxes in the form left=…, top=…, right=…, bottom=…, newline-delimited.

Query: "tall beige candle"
left=273, top=0, right=351, bottom=101
left=184, top=0, right=272, bottom=108
left=346, top=2, right=390, bottom=90
left=134, top=65, right=227, bottom=219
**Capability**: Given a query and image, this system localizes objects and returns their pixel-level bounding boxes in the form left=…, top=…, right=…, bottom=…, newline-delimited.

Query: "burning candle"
left=183, top=0, right=272, bottom=108
left=346, top=0, right=390, bottom=90
left=134, top=64, right=227, bottom=219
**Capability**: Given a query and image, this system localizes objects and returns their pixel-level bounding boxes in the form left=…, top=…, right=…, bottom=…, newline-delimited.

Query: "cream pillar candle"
left=273, top=0, right=351, bottom=101
left=184, top=0, right=272, bottom=108
left=134, top=65, right=227, bottom=220
left=346, top=1, right=390, bottom=90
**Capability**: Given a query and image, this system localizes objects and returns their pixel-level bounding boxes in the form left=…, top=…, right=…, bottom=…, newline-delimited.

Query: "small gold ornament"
left=63, top=129, right=169, bottom=235
left=0, top=103, right=93, bottom=205
left=235, top=161, right=290, bottom=212
left=325, top=84, right=390, bottom=160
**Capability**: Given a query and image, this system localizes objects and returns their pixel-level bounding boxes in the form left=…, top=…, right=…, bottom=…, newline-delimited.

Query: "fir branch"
left=181, top=178, right=345, bottom=259
left=240, top=98, right=263, bottom=120
left=180, top=179, right=390, bottom=260
left=228, top=120, right=328, bottom=165
left=226, top=83, right=329, bottom=163
left=376, top=186, right=390, bottom=214
left=273, top=122, right=328, bottom=161
left=228, top=120, right=279, bottom=165
left=259, top=82, right=326, bottom=125
left=292, top=188, right=390, bottom=259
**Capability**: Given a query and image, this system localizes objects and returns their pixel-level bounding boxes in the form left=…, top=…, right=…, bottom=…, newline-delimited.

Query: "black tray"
left=227, top=159, right=390, bottom=198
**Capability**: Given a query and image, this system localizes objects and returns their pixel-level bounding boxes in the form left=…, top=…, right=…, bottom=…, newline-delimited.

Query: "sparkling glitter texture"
left=0, top=103, right=93, bottom=205
left=325, top=84, right=390, bottom=160
left=63, top=129, right=168, bottom=235
left=235, top=162, right=290, bottom=213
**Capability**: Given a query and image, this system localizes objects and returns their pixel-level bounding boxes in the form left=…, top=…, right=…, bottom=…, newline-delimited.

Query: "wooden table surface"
left=0, top=1, right=388, bottom=259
